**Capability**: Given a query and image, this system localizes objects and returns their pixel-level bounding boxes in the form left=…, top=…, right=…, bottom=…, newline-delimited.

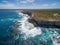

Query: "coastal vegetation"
left=20, top=9, right=60, bottom=28
left=21, top=9, right=60, bottom=21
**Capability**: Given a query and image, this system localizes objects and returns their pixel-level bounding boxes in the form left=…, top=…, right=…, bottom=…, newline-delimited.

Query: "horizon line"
left=0, top=8, right=60, bottom=10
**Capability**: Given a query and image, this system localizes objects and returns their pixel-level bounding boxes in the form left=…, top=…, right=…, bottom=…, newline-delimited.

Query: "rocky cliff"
left=21, top=10, right=60, bottom=28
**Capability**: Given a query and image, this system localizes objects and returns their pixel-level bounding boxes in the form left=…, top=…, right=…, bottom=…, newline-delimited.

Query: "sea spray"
left=0, top=10, right=60, bottom=45
left=44, top=28, right=60, bottom=45
left=11, top=11, right=60, bottom=45
left=17, top=12, right=42, bottom=40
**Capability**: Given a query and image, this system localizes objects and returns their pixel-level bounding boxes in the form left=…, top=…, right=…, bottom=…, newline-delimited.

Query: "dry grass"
left=29, top=9, right=60, bottom=21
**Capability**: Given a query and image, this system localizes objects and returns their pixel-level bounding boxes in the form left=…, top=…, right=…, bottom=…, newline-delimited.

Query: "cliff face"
left=28, top=19, right=60, bottom=28
left=21, top=10, right=60, bottom=28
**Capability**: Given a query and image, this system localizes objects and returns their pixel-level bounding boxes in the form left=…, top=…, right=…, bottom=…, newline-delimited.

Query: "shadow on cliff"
left=28, top=19, right=60, bottom=28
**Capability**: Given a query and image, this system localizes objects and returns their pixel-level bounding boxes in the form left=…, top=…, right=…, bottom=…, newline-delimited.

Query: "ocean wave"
left=17, top=12, right=42, bottom=40
left=12, top=11, right=60, bottom=45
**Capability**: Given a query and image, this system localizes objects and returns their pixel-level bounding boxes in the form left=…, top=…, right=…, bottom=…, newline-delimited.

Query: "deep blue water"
left=0, top=10, right=21, bottom=45
left=0, top=10, right=60, bottom=45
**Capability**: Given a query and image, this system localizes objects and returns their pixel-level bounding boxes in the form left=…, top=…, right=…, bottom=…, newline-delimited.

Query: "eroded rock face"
left=28, top=19, right=60, bottom=28
left=28, top=19, right=38, bottom=27
left=21, top=10, right=60, bottom=28
left=21, top=11, right=32, bottom=16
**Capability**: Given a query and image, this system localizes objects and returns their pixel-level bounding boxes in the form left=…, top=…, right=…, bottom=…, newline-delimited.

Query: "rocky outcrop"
left=21, top=10, right=60, bottom=28
left=28, top=19, right=60, bottom=28
left=21, top=10, right=32, bottom=16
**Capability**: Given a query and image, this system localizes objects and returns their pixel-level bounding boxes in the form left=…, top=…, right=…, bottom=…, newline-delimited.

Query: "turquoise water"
left=0, top=10, right=60, bottom=45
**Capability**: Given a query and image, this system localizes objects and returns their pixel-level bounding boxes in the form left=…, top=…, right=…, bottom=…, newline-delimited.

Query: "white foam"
left=17, top=12, right=42, bottom=40
left=52, top=37, right=60, bottom=45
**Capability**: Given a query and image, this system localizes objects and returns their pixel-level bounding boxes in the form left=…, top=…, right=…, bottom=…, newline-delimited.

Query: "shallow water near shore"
left=0, top=10, right=60, bottom=45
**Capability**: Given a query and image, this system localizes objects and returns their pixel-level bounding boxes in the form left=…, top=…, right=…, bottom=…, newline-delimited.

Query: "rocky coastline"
left=21, top=10, right=60, bottom=28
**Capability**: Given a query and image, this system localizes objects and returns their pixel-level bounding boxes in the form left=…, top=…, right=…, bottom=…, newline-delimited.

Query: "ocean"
left=0, top=9, right=60, bottom=45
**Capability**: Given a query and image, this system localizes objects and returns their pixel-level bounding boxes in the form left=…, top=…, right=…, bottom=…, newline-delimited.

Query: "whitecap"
left=17, top=12, right=42, bottom=40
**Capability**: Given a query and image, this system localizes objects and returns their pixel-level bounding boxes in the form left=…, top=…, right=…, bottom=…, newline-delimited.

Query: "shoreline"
left=21, top=10, right=60, bottom=28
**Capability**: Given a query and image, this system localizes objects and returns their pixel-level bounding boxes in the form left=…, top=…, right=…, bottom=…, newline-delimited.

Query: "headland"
left=20, top=9, right=60, bottom=28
